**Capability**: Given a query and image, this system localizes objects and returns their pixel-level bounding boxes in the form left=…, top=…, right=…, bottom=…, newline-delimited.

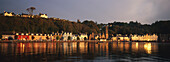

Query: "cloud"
left=1, top=0, right=170, bottom=24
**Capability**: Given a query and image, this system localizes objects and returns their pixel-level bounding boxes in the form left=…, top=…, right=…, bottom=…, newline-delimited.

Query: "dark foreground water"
left=0, top=42, right=170, bottom=62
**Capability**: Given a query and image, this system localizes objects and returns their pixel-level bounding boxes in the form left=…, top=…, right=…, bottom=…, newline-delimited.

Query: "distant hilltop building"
left=39, top=13, right=48, bottom=18
left=2, top=10, right=73, bottom=22
left=3, top=10, right=49, bottom=19
left=21, top=13, right=33, bottom=18
left=4, top=11, right=14, bottom=16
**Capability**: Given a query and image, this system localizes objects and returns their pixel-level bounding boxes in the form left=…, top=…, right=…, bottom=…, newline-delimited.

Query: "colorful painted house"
left=16, top=33, right=30, bottom=40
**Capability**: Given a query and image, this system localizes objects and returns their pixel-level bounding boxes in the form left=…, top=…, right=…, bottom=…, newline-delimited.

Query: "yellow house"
left=29, top=33, right=49, bottom=41
left=39, top=13, right=48, bottom=18
left=53, top=33, right=63, bottom=40
left=4, top=11, right=14, bottom=16
left=79, top=34, right=88, bottom=41
left=111, top=37, right=117, bottom=41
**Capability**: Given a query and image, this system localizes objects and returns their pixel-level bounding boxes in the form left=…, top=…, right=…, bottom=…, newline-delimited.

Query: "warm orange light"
left=136, top=42, right=138, bottom=49
left=144, top=43, right=151, bottom=54
left=22, top=44, right=25, bottom=53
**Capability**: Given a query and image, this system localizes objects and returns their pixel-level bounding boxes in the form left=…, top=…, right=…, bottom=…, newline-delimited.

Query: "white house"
left=39, top=13, right=48, bottom=18
left=62, top=32, right=72, bottom=41
left=71, top=35, right=78, bottom=41
left=4, top=11, right=14, bottom=16
left=79, top=34, right=88, bottom=41
left=21, top=13, right=33, bottom=18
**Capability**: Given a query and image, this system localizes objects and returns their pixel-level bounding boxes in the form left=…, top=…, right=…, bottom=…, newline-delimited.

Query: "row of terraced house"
left=1, top=32, right=88, bottom=41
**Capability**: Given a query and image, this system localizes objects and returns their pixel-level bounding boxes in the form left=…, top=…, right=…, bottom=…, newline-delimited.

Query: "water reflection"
left=0, top=42, right=169, bottom=62
left=0, top=42, right=158, bottom=55
left=144, top=43, right=152, bottom=54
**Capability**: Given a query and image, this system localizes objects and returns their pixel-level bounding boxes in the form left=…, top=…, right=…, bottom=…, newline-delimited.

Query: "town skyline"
left=1, top=0, right=170, bottom=24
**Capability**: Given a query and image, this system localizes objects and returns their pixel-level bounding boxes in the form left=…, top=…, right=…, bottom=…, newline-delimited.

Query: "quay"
left=0, top=40, right=159, bottom=43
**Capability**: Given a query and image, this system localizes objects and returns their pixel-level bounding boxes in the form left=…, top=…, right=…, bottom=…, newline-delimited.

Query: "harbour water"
left=0, top=41, right=170, bottom=62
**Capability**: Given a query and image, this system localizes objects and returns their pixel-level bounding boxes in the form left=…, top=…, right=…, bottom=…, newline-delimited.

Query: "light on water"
left=0, top=42, right=170, bottom=62
left=144, top=43, right=152, bottom=54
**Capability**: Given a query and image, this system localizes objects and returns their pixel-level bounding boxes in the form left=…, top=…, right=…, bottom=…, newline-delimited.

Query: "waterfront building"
left=101, top=32, right=105, bottom=39
left=62, top=32, right=72, bottom=41
left=71, top=35, right=78, bottom=40
left=131, top=34, right=158, bottom=41
left=94, top=35, right=99, bottom=40
left=53, top=32, right=63, bottom=40
left=16, top=33, right=30, bottom=40
left=88, top=32, right=95, bottom=40
left=111, top=34, right=130, bottom=41
left=79, top=34, right=88, bottom=41
left=1, top=33, right=15, bottom=40
left=111, top=34, right=157, bottom=41
left=34, top=33, right=41, bottom=41
left=4, top=11, right=14, bottom=16
left=111, top=37, right=117, bottom=41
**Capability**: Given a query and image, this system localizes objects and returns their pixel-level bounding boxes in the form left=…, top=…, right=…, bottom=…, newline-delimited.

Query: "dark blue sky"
left=1, top=0, right=170, bottom=24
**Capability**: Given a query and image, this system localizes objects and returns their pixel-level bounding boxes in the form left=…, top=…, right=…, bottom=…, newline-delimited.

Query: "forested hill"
left=0, top=15, right=100, bottom=35
left=103, top=21, right=170, bottom=36
left=0, top=15, right=170, bottom=38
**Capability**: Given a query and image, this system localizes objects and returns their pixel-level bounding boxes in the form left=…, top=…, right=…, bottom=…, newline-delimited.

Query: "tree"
left=14, top=35, right=18, bottom=40
left=91, top=38, right=94, bottom=40
left=84, top=37, right=87, bottom=40
left=46, top=36, right=49, bottom=40
left=68, top=36, right=71, bottom=40
left=82, top=20, right=100, bottom=34
left=77, top=19, right=81, bottom=23
left=32, top=36, right=35, bottom=40
left=56, top=36, right=59, bottom=40
left=77, top=36, right=80, bottom=40
left=26, top=7, right=36, bottom=15
left=0, top=35, right=2, bottom=39
left=97, top=37, right=100, bottom=40
left=8, top=37, right=13, bottom=40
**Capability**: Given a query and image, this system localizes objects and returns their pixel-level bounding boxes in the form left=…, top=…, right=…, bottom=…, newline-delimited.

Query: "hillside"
left=98, top=21, right=170, bottom=36
left=0, top=15, right=170, bottom=38
left=0, top=15, right=100, bottom=37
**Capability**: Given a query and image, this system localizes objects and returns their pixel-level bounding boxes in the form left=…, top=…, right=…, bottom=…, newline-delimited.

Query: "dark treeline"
left=0, top=15, right=170, bottom=38
left=53, top=20, right=100, bottom=34
left=101, top=21, right=170, bottom=36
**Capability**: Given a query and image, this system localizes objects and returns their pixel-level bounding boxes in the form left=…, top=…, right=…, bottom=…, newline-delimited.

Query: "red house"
left=16, top=33, right=30, bottom=40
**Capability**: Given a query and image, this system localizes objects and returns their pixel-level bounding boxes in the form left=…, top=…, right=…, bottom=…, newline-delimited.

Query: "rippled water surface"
left=0, top=42, right=170, bottom=62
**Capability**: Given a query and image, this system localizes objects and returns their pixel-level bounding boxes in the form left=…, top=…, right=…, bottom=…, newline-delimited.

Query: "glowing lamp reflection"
left=144, top=43, right=151, bottom=54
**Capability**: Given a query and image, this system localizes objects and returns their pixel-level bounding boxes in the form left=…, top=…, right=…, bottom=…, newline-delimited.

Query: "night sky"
left=1, top=0, right=170, bottom=24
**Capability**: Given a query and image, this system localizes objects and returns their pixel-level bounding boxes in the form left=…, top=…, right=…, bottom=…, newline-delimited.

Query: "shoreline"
left=0, top=40, right=168, bottom=43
